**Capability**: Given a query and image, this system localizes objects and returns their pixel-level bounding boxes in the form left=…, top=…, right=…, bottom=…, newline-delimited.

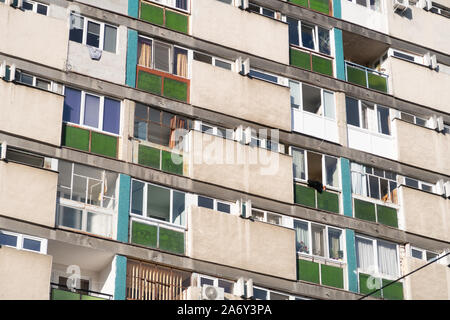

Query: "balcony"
left=358, top=272, right=404, bottom=300
left=190, top=60, right=291, bottom=131
left=0, top=4, right=68, bottom=69
left=345, top=61, right=388, bottom=93
left=386, top=56, right=450, bottom=113
left=340, top=0, right=388, bottom=34
left=191, top=0, right=289, bottom=64
left=0, top=246, right=52, bottom=300
left=398, top=185, right=449, bottom=242
left=187, top=130, right=294, bottom=203
left=394, top=118, right=450, bottom=176
left=139, top=1, right=189, bottom=34
left=187, top=205, right=297, bottom=280
left=294, top=183, right=340, bottom=214
left=291, top=108, right=339, bottom=144
left=353, top=197, right=398, bottom=228
left=0, top=81, right=64, bottom=146
left=297, top=256, right=345, bottom=289
left=287, top=0, right=332, bottom=15
left=0, top=161, right=57, bottom=227
left=346, top=124, right=396, bottom=159
left=50, top=284, right=112, bottom=300
left=290, top=46, right=334, bottom=77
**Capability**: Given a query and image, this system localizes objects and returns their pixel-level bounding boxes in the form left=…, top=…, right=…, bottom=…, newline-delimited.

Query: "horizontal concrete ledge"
left=0, top=131, right=448, bottom=253
left=0, top=215, right=369, bottom=300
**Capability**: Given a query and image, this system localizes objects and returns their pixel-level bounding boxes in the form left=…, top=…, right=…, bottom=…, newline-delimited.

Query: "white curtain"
left=328, top=229, right=342, bottom=259
left=351, top=163, right=368, bottom=196
left=356, top=237, right=374, bottom=272
left=294, top=221, right=309, bottom=254
left=289, top=81, right=301, bottom=109
left=377, top=240, right=398, bottom=277
left=312, top=225, right=324, bottom=257
left=293, top=149, right=305, bottom=180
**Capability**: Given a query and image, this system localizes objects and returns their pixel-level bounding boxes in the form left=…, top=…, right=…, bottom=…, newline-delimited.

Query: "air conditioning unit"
left=393, top=0, right=409, bottom=11
left=240, top=199, right=252, bottom=219
left=202, top=285, right=224, bottom=300
left=437, top=116, right=444, bottom=132
left=430, top=54, right=438, bottom=70
left=444, top=181, right=450, bottom=198
left=436, top=179, right=445, bottom=195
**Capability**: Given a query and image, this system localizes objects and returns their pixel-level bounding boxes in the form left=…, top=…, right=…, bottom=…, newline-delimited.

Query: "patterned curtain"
left=138, top=38, right=152, bottom=68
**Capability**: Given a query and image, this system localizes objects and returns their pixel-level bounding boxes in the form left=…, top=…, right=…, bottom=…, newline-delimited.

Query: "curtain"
left=377, top=240, right=398, bottom=277
left=351, top=171, right=368, bottom=197
left=294, top=221, right=309, bottom=254
left=311, top=225, right=324, bottom=257
left=293, top=149, right=305, bottom=180
left=138, top=38, right=152, bottom=68
left=175, top=50, right=188, bottom=77
left=328, top=229, right=341, bottom=259
left=176, top=0, right=187, bottom=10
left=356, top=237, right=374, bottom=272
left=169, top=117, right=186, bottom=149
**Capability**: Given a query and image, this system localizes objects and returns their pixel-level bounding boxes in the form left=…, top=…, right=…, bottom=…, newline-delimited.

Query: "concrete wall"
left=0, top=162, right=57, bottom=227
left=341, top=1, right=388, bottom=34
left=388, top=6, right=450, bottom=55
left=403, top=256, right=450, bottom=300
left=0, top=5, right=68, bottom=70
left=187, top=206, right=297, bottom=280
left=191, top=0, right=289, bottom=64
left=0, top=246, right=52, bottom=300
left=188, top=130, right=294, bottom=203
left=400, top=186, right=449, bottom=242
left=191, top=61, right=291, bottom=131
left=387, top=57, right=450, bottom=114
left=0, top=81, right=63, bottom=146
left=67, top=26, right=128, bottom=84
left=77, top=0, right=129, bottom=15
left=395, top=119, right=450, bottom=176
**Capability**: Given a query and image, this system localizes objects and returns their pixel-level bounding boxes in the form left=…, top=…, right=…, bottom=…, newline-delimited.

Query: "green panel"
left=137, top=70, right=162, bottom=95
left=90, top=131, right=117, bottom=158
left=159, top=227, right=185, bottom=255
left=354, top=198, right=376, bottom=222
left=382, top=279, right=404, bottom=300
left=294, top=184, right=316, bottom=208
left=140, top=2, right=164, bottom=26
left=62, top=125, right=90, bottom=151
left=131, top=220, right=158, bottom=248
left=321, top=264, right=344, bottom=289
left=290, top=48, right=311, bottom=70
left=51, top=289, right=80, bottom=300
left=289, top=0, right=308, bottom=7
left=359, top=273, right=382, bottom=298
left=312, top=55, right=333, bottom=76
left=163, top=78, right=188, bottom=102
left=161, top=150, right=183, bottom=175
left=165, top=10, right=188, bottom=34
left=297, top=259, right=320, bottom=284
left=368, top=72, right=388, bottom=93
left=346, top=65, right=367, bottom=87
left=81, top=295, right=106, bottom=300
left=138, top=145, right=161, bottom=169
left=376, top=205, right=398, bottom=228
left=317, top=191, right=339, bottom=213
left=309, top=0, right=330, bottom=14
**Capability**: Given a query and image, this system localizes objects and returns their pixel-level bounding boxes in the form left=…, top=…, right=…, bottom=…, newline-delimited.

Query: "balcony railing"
left=297, top=257, right=345, bottom=289
left=140, top=1, right=189, bottom=34
left=288, top=0, right=331, bottom=15
left=50, top=283, right=112, bottom=300
left=294, top=182, right=340, bottom=214
left=345, top=61, right=388, bottom=93
left=290, top=46, right=334, bottom=77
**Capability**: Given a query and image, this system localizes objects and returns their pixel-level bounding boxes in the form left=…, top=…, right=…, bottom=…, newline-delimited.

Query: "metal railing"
left=50, top=283, right=113, bottom=300
left=345, top=61, right=389, bottom=93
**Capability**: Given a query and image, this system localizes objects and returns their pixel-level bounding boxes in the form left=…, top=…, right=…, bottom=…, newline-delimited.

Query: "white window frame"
left=248, top=3, right=278, bottom=19
left=402, top=177, right=435, bottom=193
left=355, top=234, right=401, bottom=280
left=22, top=0, right=48, bottom=15
left=145, top=0, right=190, bottom=13
left=290, top=19, right=332, bottom=57
left=196, top=194, right=234, bottom=215
left=347, top=0, right=382, bottom=11
left=249, top=129, right=283, bottom=153
left=251, top=208, right=284, bottom=226
left=70, top=12, right=118, bottom=54
left=346, top=97, right=393, bottom=136
left=0, top=229, right=47, bottom=254
left=15, top=69, right=62, bottom=94
left=388, top=48, right=424, bottom=65
left=294, top=218, right=346, bottom=262
left=249, top=68, right=288, bottom=86
left=398, top=111, right=427, bottom=127
left=194, top=120, right=235, bottom=140
left=253, top=285, right=304, bottom=300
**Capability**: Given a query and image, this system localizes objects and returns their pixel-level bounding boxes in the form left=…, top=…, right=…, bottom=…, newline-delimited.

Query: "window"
left=131, top=180, right=186, bottom=226
left=403, top=177, right=434, bottom=193
left=399, top=112, right=427, bottom=127
left=410, top=247, right=440, bottom=262
left=289, top=81, right=335, bottom=119
left=197, top=196, right=232, bottom=214
left=253, top=286, right=305, bottom=300
left=196, top=274, right=234, bottom=294
left=22, top=0, right=48, bottom=15
left=428, top=2, right=450, bottom=19
left=248, top=68, right=286, bottom=86
left=193, top=52, right=233, bottom=71
left=14, top=69, right=63, bottom=94
left=69, top=13, right=117, bottom=53
left=251, top=209, right=283, bottom=226
left=249, top=129, right=281, bottom=152
left=345, top=97, right=391, bottom=135
left=63, top=87, right=121, bottom=135
left=146, top=0, right=189, bottom=11
left=292, top=148, right=339, bottom=189
left=5, top=148, right=44, bottom=168
left=348, top=0, right=381, bottom=11
left=138, top=36, right=189, bottom=78
left=350, top=163, right=398, bottom=204
left=0, top=230, right=47, bottom=254
left=248, top=3, right=277, bottom=18
left=356, top=235, right=399, bottom=278
left=294, top=220, right=344, bottom=261
left=196, top=121, right=234, bottom=140
left=134, top=104, right=191, bottom=149
left=287, top=18, right=331, bottom=56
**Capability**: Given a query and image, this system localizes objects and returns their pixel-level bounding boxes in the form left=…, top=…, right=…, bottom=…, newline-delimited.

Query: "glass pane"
left=249, top=70, right=278, bottom=83
left=411, top=248, right=423, bottom=260
left=389, top=181, right=398, bottom=204
left=311, top=224, right=325, bottom=257
left=377, top=106, right=390, bottom=135
left=421, top=184, right=432, bottom=192
left=138, top=37, right=152, bottom=68
left=356, top=237, right=374, bottom=271
left=103, top=172, right=118, bottom=205
left=134, top=121, right=147, bottom=140
left=103, top=25, right=117, bottom=53
left=267, top=213, right=281, bottom=225
left=198, top=196, right=214, bottom=210
left=328, top=228, right=342, bottom=260
left=86, top=21, right=101, bottom=48
left=307, top=152, right=323, bottom=183
left=22, top=1, right=33, bottom=11
left=289, top=81, right=301, bottom=109
left=173, top=47, right=188, bottom=77
left=149, top=107, right=161, bottom=123
left=23, top=238, right=41, bottom=252
left=325, top=156, right=338, bottom=187
left=37, top=4, right=48, bottom=15
left=426, top=251, right=438, bottom=261
left=162, top=111, right=176, bottom=127
left=200, top=277, right=214, bottom=286
left=292, top=149, right=306, bottom=180
left=253, top=288, right=268, bottom=300
left=356, top=0, right=367, bottom=6
left=218, top=280, right=233, bottom=294
left=87, top=211, right=111, bottom=237
left=148, top=124, right=171, bottom=146
left=323, top=91, right=335, bottom=119
left=154, top=42, right=171, bottom=73
left=135, top=103, right=148, bottom=120
left=214, top=60, right=232, bottom=70
left=400, top=112, right=414, bottom=124
left=252, top=210, right=265, bottom=222
left=270, top=292, right=290, bottom=300
left=318, top=27, right=330, bottom=55
left=0, top=232, right=18, bottom=247
left=302, top=84, right=322, bottom=115
left=217, top=202, right=231, bottom=214
left=73, top=163, right=103, bottom=180
left=368, top=175, right=380, bottom=200
left=172, top=191, right=186, bottom=226
left=71, top=175, right=87, bottom=203
left=294, top=220, right=309, bottom=254
left=103, top=98, right=121, bottom=134
left=175, top=0, right=188, bottom=10
left=361, top=101, right=374, bottom=130
left=380, top=178, right=389, bottom=202
left=301, top=25, right=315, bottom=50
left=287, top=18, right=299, bottom=46
left=36, top=79, right=50, bottom=90
left=131, top=180, right=144, bottom=215
left=377, top=240, right=398, bottom=277
left=69, top=14, right=84, bottom=44
left=147, top=185, right=170, bottom=222
left=86, top=178, right=102, bottom=206
left=83, top=94, right=100, bottom=128
left=58, top=206, right=83, bottom=230
left=63, top=87, right=82, bottom=124
left=346, top=97, right=360, bottom=127
left=404, top=177, right=419, bottom=189
left=57, top=160, right=72, bottom=189
left=19, top=73, right=33, bottom=85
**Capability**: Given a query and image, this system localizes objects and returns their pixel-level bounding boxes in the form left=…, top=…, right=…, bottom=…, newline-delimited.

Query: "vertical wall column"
left=126, top=29, right=138, bottom=88
left=128, top=0, right=139, bottom=18
left=114, top=255, right=127, bottom=300
left=340, top=158, right=352, bottom=218
left=117, top=174, right=131, bottom=242
left=345, top=229, right=358, bottom=293
left=332, top=0, right=342, bottom=19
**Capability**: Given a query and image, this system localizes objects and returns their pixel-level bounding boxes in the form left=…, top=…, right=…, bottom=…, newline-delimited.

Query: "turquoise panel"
left=126, top=29, right=138, bottom=87
left=346, top=229, right=358, bottom=293
left=117, top=174, right=131, bottom=242
left=128, top=0, right=139, bottom=18
left=334, top=28, right=346, bottom=81
left=114, top=255, right=127, bottom=300
left=333, top=0, right=342, bottom=18
left=340, top=158, right=353, bottom=217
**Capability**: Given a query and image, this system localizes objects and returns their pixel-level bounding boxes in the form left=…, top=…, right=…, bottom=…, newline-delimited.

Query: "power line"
left=358, top=250, right=450, bottom=300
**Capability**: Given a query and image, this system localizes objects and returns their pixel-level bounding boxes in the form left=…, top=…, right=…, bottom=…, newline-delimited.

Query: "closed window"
left=287, top=18, right=331, bottom=56
left=290, top=81, right=336, bottom=119
left=356, top=235, right=399, bottom=278
left=197, top=196, right=231, bottom=214
left=22, top=0, right=48, bottom=15
left=0, top=230, right=47, bottom=254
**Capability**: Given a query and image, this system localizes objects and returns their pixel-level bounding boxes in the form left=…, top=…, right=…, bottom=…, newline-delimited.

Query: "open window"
left=290, top=80, right=336, bottom=119
left=346, top=97, right=391, bottom=135
left=287, top=18, right=331, bottom=56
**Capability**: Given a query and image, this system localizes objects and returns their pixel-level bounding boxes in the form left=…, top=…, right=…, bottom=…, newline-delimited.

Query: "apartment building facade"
left=0, top=0, right=449, bottom=300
